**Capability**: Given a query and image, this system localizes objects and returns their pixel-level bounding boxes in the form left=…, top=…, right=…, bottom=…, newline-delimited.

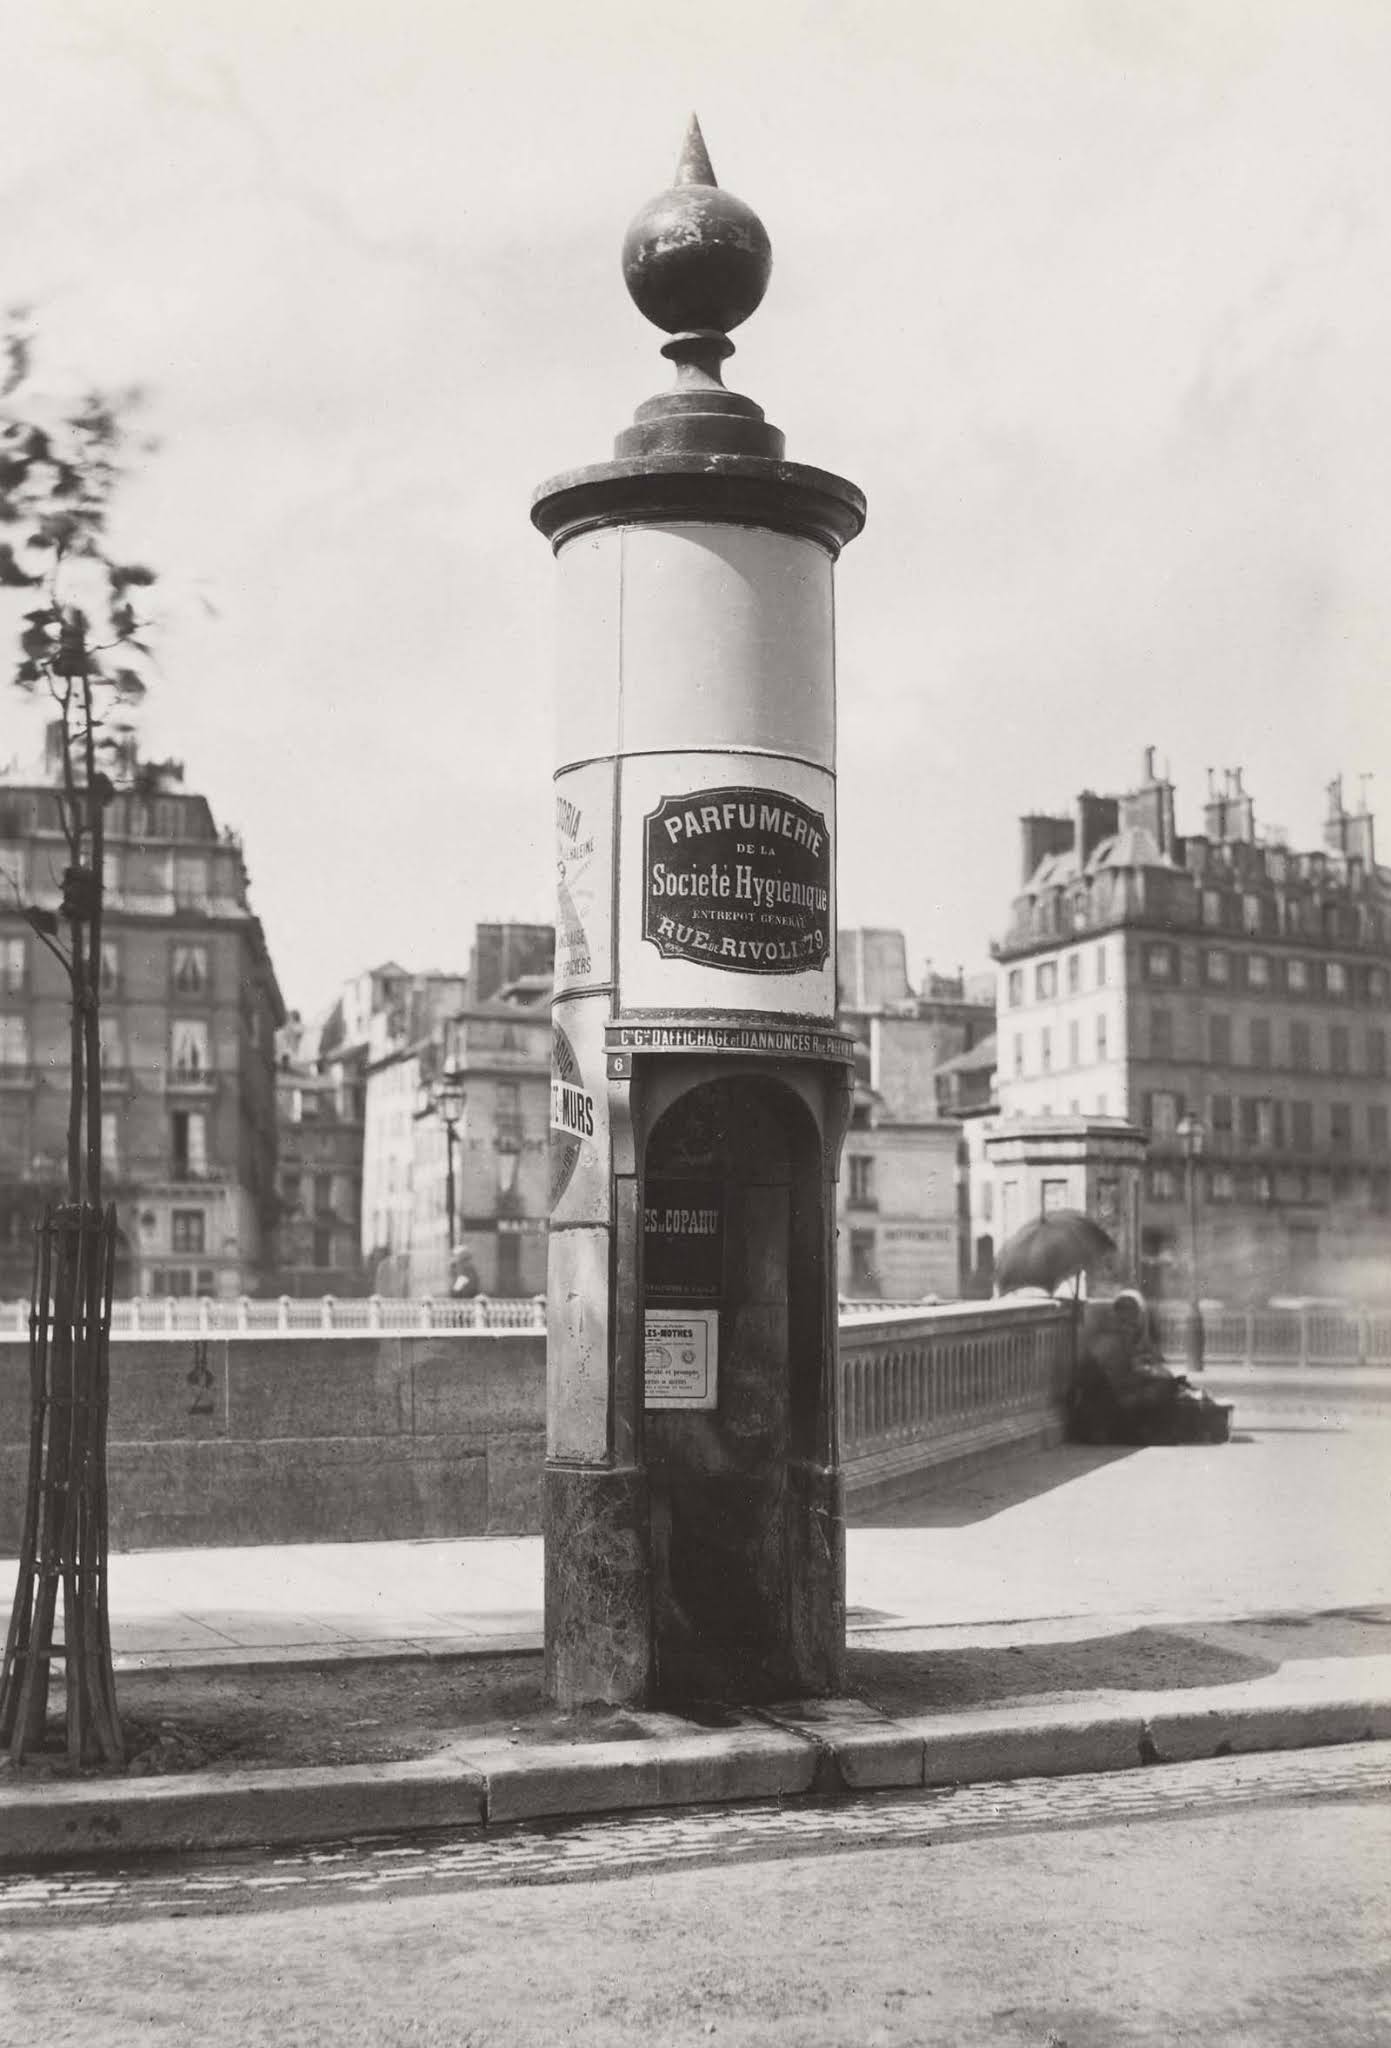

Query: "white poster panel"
left=554, top=760, right=614, bottom=996
left=547, top=1226, right=611, bottom=1461
left=617, top=525, right=834, bottom=769
left=643, top=1310, right=719, bottom=1411
left=617, top=752, right=837, bottom=1019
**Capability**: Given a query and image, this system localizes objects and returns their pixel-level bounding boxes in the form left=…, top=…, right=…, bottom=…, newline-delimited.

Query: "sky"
left=2, top=0, right=1388, bottom=1017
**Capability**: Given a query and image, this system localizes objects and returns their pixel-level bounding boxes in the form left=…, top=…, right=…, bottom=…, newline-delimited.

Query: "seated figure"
left=1069, top=1290, right=1231, bottom=1446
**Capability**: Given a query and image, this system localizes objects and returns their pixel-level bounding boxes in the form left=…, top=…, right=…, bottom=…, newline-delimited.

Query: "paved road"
left=3, top=1745, right=1388, bottom=2044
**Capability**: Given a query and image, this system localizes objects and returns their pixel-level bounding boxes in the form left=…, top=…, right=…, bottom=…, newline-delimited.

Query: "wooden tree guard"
left=0, top=1202, right=123, bottom=1765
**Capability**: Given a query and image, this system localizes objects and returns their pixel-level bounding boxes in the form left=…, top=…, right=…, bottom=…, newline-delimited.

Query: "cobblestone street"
left=5, top=1738, right=1388, bottom=1925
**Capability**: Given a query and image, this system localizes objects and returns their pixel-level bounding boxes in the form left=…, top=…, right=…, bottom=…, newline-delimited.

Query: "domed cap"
left=621, top=116, right=772, bottom=337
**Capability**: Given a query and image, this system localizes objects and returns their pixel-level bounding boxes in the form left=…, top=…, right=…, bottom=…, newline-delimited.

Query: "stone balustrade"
left=839, top=1298, right=1073, bottom=1499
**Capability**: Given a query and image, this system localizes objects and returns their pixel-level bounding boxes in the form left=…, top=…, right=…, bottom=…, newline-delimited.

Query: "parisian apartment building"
left=835, top=928, right=995, bottom=1301
left=0, top=730, right=284, bottom=1299
left=354, top=924, right=554, bottom=1298
left=990, top=750, right=1391, bottom=1304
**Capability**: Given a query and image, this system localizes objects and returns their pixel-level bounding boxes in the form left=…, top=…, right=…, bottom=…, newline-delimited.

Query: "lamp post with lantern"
left=416, top=1067, right=467, bottom=1296
left=1176, top=1112, right=1206, bottom=1373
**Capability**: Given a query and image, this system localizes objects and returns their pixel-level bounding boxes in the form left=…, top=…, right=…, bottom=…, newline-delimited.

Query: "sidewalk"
left=3, top=1381, right=1390, bottom=1862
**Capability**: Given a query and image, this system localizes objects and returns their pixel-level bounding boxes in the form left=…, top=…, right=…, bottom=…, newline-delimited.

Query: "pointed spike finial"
left=675, top=113, right=717, bottom=188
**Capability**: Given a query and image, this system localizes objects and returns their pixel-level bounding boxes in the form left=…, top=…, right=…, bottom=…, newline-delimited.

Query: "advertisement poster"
left=644, top=1311, right=719, bottom=1411
left=643, top=1179, right=724, bottom=1306
left=642, top=785, right=831, bottom=975
left=554, top=763, right=613, bottom=995
left=550, top=1020, right=599, bottom=1213
left=617, top=753, right=836, bottom=1019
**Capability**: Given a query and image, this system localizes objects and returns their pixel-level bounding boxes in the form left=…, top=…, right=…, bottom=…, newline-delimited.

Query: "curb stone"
left=4, top=1685, right=1391, bottom=1868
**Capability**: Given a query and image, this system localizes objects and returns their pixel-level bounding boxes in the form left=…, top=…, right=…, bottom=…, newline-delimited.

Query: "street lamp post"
left=434, top=1070, right=467, bottom=1288
left=1176, top=1113, right=1206, bottom=1373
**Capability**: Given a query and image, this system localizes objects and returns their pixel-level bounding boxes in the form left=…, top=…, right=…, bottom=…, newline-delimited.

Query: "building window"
left=1041, top=1178, right=1068, bottom=1215
left=1208, top=1013, right=1231, bottom=1064
left=1291, top=1100, right=1314, bottom=1151
left=1368, top=1029, right=1387, bottom=1078
left=1202, top=889, right=1222, bottom=928
left=1150, top=1008, right=1173, bottom=1059
left=98, top=941, right=120, bottom=996
left=1144, top=945, right=1174, bottom=984
left=171, top=1209, right=206, bottom=1254
left=1290, top=1021, right=1311, bottom=1071
left=1329, top=1025, right=1350, bottom=1075
left=171, top=1018, right=210, bottom=1076
left=171, top=1108, right=208, bottom=1178
left=1369, top=1106, right=1389, bottom=1152
left=1326, top=961, right=1348, bottom=998
left=1040, top=1027, right=1052, bottom=1073
left=495, top=1081, right=524, bottom=1152
left=101, top=1111, right=119, bottom=1177
left=1148, top=1166, right=1178, bottom=1201
left=313, top=1228, right=333, bottom=1269
left=0, top=938, right=26, bottom=994
left=1210, top=1092, right=1233, bottom=1138
left=1035, top=961, right=1057, bottom=1001
left=1006, top=968, right=1023, bottom=1007
left=1210, top=1169, right=1236, bottom=1204
left=1096, top=1014, right=1108, bottom=1061
left=1247, top=953, right=1269, bottom=989
left=173, top=855, right=208, bottom=908
left=848, top=1155, right=875, bottom=1209
left=1204, top=949, right=1230, bottom=986
left=1248, top=1017, right=1271, bottom=1067
left=99, top=1018, right=123, bottom=1071
left=172, top=943, right=209, bottom=995
left=1242, top=894, right=1263, bottom=935
left=1066, top=953, right=1081, bottom=995
left=1068, top=1019, right=1081, bottom=1067
left=282, top=1172, right=301, bottom=1213
left=1096, top=943, right=1108, bottom=987
left=0, top=1015, right=28, bottom=1065
left=1013, top=1034, right=1025, bottom=1078
left=1370, top=968, right=1388, bottom=1002
left=1147, top=1090, right=1180, bottom=1138
left=1330, top=1103, right=1352, bottom=1151
left=849, top=1229, right=877, bottom=1296
left=1287, top=958, right=1308, bottom=993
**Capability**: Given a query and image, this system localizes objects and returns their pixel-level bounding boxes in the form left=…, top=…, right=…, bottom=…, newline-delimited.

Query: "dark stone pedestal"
left=543, top=1463, right=652, bottom=1708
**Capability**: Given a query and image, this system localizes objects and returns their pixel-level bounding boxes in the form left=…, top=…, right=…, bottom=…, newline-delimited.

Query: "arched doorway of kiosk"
left=642, top=1072, right=837, bottom=1705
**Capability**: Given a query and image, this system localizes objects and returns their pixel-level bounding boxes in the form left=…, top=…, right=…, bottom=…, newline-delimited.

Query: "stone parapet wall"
left=0, top=1333, right=544, bottom=1551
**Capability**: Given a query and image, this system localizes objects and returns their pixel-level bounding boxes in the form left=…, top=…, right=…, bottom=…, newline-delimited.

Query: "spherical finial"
left=621, top=116, right=772, bottom=336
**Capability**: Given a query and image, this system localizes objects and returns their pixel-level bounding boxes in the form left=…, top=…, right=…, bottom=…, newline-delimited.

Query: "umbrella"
left=994, top=1209, right=1116, bottom=1296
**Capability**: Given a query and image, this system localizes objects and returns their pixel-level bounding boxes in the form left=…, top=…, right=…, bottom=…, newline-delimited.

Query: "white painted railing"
left=1152, top=1302, right=1391, bottom=1368
left=3, top=1293, right=1388, bottom=1364
left=0, top=1295, right=548, bottom=1338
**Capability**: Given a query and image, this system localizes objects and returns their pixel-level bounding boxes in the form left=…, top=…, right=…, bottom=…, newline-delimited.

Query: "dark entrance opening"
left=642, top=1072, right=836, bottom=1703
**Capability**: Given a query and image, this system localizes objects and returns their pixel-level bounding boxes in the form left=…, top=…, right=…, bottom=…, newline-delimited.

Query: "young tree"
left=0, top=320, right=160, bottom=1765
